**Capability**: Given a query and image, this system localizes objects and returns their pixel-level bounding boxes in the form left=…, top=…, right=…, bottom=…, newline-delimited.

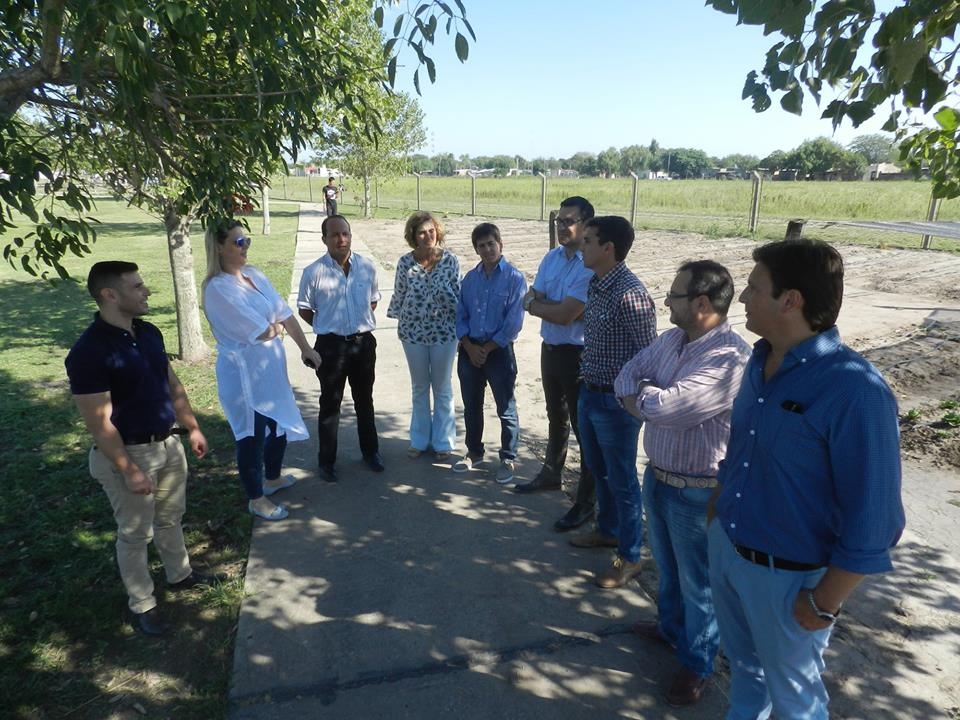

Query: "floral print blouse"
left=387, top=250, right=461, bottom=345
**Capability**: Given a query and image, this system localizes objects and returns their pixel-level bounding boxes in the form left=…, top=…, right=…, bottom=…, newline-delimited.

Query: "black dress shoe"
left=168, top=570, right=228, bottom=591
left=553, top=502, right=595, bottom=532
left=319, top=464, right=338, bottom=482
left=133, top=607, right=166, bottom=636
left=513, top=474, right=561, bottom=494
left=364, top=453, right=385, bottom=472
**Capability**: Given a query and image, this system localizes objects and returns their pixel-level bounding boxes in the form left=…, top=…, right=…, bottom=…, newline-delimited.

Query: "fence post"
left=471, top=173, right=477, bottom=215
left=629, top=172, right=639, bottom=227
left=374, top=180, right=379, bottom=212
left=785, top=219, right=806, bottom=240
left=538, top=172, right=547, bottom=221
left=921, top=192, right=942, bottom=250
left=307, top=173, right=313, bottom=202
left=413, top=172, right=422, bottom=210
left=281, top=175, right=287, bottom=200
left=549, top=210, right=557, bottom=249
left=749, top=171, right=763, bottom=233
left=261, top=185, right=271, bottom=235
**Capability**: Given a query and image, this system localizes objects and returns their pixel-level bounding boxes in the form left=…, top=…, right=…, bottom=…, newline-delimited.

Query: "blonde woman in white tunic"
left=202, top=221, right=321, bottom=520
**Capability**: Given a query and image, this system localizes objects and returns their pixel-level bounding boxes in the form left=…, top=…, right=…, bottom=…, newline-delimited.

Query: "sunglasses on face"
left=231, top=235, right=251, bottom=248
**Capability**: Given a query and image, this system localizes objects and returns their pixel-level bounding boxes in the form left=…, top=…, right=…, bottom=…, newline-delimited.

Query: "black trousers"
left=325, top=199, right=338, bottom=217
left=314, top=332, right=379, bottom=465
left=540, top=342, right=595, bottom=505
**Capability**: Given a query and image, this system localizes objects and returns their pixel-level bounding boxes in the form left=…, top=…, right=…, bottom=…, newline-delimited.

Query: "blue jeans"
left=236, top=412, right=287, bottom=500
left=457, top=343, right=519, bottom=460
left=643, top=467, right=718, bottom=677
left=577, top=385, right=642, bottom=561
left=707, top=520, right=832, bottom=720
left=401, top=339, right=457, bottom=453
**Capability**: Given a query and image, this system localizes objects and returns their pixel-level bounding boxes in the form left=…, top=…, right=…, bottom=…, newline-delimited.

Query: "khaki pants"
left=89, top=436, right=192, bottom=614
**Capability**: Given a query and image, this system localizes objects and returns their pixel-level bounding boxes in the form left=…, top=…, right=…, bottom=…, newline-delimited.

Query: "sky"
left=392, top=0, right=898, bottom=161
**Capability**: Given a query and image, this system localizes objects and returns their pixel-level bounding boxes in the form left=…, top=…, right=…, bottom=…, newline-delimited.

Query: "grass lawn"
left=272, top=175, right=960, bottom=252
left=0, top=198, right=300, bottom=719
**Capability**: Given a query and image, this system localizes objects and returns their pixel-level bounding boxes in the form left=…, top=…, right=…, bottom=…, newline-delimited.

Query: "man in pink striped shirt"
left=614, top=260, right=750, bottom=708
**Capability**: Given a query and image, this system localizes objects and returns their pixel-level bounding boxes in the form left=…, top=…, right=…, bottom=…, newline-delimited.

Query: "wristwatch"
left=523, top=295, right=535, bottom=311
left=806, top=590, right=841, bottom=623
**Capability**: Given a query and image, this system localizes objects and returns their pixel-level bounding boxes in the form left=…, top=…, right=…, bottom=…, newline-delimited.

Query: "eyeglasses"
left=231, top=235, right=251, bottom=248
left=665, top=291, right=698, bottom=301
left=553, top=216, right=581, bottom=228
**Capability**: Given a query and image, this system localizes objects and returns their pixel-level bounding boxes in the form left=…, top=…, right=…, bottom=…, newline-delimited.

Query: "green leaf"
left=426, top=56, right=436, bottom=84
left=387, top=56, right=397, bottom=86
left=845, top=100, right=874, bottom=126
left=413, top=68, right=421, bottom=95
left=934, top=106, right=960, bottom=133
left=454, top=32, right=468, bottom=62
left=373, top=6, right=383, bottom=28
left=393, top=14, right=403, bottom=37
left=780, top=85, right=803, bottom=115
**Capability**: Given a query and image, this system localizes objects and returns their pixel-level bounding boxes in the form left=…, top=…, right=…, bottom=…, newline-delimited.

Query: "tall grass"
left=271, top=174, right=960, bottom=251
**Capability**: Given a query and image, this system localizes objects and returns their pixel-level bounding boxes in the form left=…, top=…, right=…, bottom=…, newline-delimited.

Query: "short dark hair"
left=470, top=222, right=501, bottom=249
left=752, top=239, right=844, bottom=332
left=678, top=260, right=735, bottom=315
left=322, top=214, right=351, bottom=237
left=559, top=196, right=595, bottom=221
left=328, top=176, right=336, bottom=183
left=584, top=216, right=634, bottom=261
left=87, top=261, right=139, bottom=304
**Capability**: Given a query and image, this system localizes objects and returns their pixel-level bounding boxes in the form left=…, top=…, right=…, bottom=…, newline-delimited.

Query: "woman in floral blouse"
left=387, top=212, right=461, bottom=460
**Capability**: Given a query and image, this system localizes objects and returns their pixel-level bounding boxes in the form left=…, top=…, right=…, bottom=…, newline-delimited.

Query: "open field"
left=0, top=199, right=300, bottom=719
left=270, top=175, right=960, bottom=252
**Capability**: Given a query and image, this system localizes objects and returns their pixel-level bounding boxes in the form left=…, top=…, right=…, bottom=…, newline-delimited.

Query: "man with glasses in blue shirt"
left=453, top=223, right=526, bottom=483
left=515, top=197, right=597, bottom=534
left=708, top=239, right=905, bottom=719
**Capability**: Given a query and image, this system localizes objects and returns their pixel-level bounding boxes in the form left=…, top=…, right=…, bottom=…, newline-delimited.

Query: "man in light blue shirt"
left=514, top=197, right=597, bottom=534
left=298, top=215, right=383, bottom=481
left=709, top=239, right=905, bottom=719
left=454, top=223, right=526, bottom=484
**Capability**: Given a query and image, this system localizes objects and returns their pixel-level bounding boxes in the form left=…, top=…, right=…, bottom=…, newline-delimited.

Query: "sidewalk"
left=228, top=205, right=727, bottom=719
left=228, top=205, right=960, bottom=719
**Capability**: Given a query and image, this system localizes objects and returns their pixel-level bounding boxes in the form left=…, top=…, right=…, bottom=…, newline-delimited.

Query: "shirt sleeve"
left=297, top=262, right=315, bottom=310
left=455, top=271, right=472, bottom=340
left=637, top=349, right=747, bottom=429
left=827, top=378, right=905, bottom=573
left=614, top=345, right=654, bottom=398
left=65, top=341, right=110, bottom=395
left=386, top=257, right=407, bottom=319
left=568, top=265, right=592, bottom=303
left=491, top=268, right=527, bottom=347
left=620, top=289, right=657, bottom=351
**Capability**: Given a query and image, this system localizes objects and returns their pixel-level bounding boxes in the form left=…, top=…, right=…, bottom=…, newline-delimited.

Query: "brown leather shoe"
left=595, top=555, right=642, bottom=588
left=664, top=667, right=710, bottom=707
left=569, top=531, right=618, bottom=548
left=631, top=620, right=672, bottom=647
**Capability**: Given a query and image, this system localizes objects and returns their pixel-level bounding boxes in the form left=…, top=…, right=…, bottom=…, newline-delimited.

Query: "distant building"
left=863, top=162, right=908, bottom=181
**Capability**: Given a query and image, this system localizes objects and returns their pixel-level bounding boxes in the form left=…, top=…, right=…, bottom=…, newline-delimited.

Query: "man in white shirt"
left=298, top=215, right=383, bottom=482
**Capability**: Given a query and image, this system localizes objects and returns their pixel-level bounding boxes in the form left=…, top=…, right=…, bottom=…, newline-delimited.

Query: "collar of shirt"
left=590, top=261, right=628, bottom=293
left=751, top=326, right=841, bottom=375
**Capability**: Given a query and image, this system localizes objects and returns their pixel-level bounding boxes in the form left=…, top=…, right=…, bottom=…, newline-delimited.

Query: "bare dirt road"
left=352, top=214, right=960, bottom=718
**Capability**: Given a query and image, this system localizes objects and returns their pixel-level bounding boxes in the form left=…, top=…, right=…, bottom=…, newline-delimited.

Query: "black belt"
left=542, top=342, right=582, bottom=351
left=583, top=381, right=614, bottom=394
left=321, top=331, right=371, bottom=343
left=124, top=427, right=185, bottom=445
left=734, top=544, right=823, bottom=572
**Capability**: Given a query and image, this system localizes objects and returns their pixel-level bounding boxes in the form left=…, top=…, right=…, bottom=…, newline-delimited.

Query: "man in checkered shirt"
left=568, top=216, right=657, bottom=590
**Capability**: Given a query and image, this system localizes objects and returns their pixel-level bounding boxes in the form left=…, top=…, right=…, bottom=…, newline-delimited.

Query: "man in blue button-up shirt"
left=708, top=239, right=905, bottom=719
left=453, top=222, right=526, bottom=484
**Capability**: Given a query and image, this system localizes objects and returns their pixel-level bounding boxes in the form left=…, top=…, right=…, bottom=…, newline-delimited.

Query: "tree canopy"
left=707, top=0, right=960, bottom=197
left=0, top=0, right=474, bottom=277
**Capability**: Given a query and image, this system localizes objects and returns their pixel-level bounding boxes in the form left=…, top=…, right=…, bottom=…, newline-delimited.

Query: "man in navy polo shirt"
left=66, top=261, right=219, bottom=636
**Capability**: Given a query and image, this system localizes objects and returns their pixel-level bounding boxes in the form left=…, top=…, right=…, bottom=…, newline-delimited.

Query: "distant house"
left=863, top=162, right=909, bottom=181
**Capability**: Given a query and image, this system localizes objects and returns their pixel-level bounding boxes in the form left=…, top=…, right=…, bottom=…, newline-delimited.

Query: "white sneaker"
left=495, top=459, right=515, bottom=484
left=452, top=454, right=481, bottom=473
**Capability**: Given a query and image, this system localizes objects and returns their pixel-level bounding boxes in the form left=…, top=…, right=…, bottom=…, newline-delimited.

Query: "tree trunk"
left=261, top=185, right=271, bottom=235
left=164, top=209, right=209, bottom=362
left=363, top=173, right=372, bottom=218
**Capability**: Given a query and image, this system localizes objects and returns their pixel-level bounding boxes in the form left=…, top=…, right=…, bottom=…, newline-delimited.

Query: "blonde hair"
left=403, top=211, right=445, bottom=249
left=202, top=219, right=243, bottom=295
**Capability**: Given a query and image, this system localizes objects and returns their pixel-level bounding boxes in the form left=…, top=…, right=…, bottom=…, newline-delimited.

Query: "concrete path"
left=228, top=205, right=960, bottom=719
